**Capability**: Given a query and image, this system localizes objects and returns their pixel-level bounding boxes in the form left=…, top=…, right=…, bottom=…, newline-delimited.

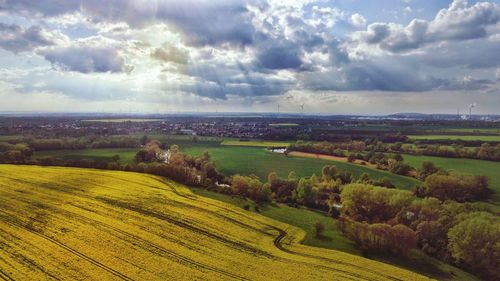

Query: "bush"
left=448, top=212, right=500, bottom=279
left=314, top=222, right=325, bottom=238
left=424, top=172, right=490, bottom=202
left=341, top=183, right=414, bottom=223
left=338, top=219, right=417, bottom=255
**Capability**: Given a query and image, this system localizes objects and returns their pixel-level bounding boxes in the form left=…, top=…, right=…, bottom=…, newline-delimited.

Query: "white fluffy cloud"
left=354, top=0, right=500, bottom=53
left=350, top=13, right=366, bottom=27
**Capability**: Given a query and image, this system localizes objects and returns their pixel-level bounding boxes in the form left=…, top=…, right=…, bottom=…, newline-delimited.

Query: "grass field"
left=0, top=135, right=23, bottom=141
left=34, top=148, right=138, bottom=163
left=0, top=165, right=428, bottom=280
left=221, top=140, right=290, bottom=147
left=441, top=128, right=500, bottom=134
left=409, top=135, right=500, bottom=141
left=183, top=146, right=420, bottom=190
left=403, top=154, right=500, bottom=210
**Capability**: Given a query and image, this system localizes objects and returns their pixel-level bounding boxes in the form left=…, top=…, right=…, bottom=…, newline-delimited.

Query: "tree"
left=336, top=171, right=353, bottom=184
left=338, top=219, right=417, bottom=255
left=387, top=159, right=412, bottom=175
left=231, top=175, right=250, bottom=196
left=321, top=165, right=336, bottom=180
left=288, top=171, right=297, bottom=180
left=314, top=222, right=325, bottom=238
left=424, top=172, right=490, bottom=202
left=111, top=154, right=120, bottom=162
left=294, top=177, right=314, bottom=205
left=140, top=135, right=149, bottom=145
left=358, top=172, right=370, bottom=183
left=393, top=153, right=404, bottom=162
left=341, top=183, right=414, bottom=223
left=417, top=161, right=439, bottom=180
left=448, top=212, right=500, bottom=279
left=347, top=154, right=356, bottom=163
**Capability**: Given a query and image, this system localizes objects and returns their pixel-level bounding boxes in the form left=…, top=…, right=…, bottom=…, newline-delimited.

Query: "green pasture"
left=221, top=140, right=290, bottom=147
left=409, top=135, right=500, bottom=142
left=183, top=145, right=419, bottom=190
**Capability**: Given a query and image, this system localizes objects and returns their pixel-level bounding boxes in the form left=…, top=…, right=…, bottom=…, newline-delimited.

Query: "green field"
left=0, top=135, right=23, bottom=141
left=0, top=165, right=428, bottom=280
left=442, top=128, right=500, bottom=134
left=221, top=140, right=290, bottom=147
left=403, top=154, right=500, bottom=209
left=183, top=146, right=420, bottom=190
left=34, top=148, right=138, bottom=163
left=409, top=135, right=500, bottom=141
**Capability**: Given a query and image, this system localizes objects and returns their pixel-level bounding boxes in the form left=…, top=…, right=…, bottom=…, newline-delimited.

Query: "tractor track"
left=0, top=202, right=248, bottom=281
left=271, top=227, right=404, bottom=281
left=0, top=268, right=15, bottom=281
left=0, top=212, right=134, bottom=281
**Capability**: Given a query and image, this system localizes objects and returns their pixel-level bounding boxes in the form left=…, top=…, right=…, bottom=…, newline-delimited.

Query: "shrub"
left=424, top=172, right=490, bottom=202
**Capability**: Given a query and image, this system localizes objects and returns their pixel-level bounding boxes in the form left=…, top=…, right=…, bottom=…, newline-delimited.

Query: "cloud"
left=39, top=46, right=130, bottom=73
left=350, top=13, right=366, bottom=27
left=181, top=60, right=295, bottom=99
left=0, top=0, right=498, bottom=113
left=0, top=0, right=262, bottom=47
left=354, top=0, right=500, bottom=53
left=151, top=45, right=189, bottom=64
left=299, top=55, right=496, bottom=93
left=0, top=23, right=57, bottom=52
left=256, top=40, right=303, bottom=70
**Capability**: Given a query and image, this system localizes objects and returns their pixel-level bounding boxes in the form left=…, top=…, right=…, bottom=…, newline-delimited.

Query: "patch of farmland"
left=408, top=135, right=500, bottom=141
left=183, top=146, right=419, bottom=190
left=0, top=165, right=429, bottom=280
left=221, top=140, right=290, bottom=147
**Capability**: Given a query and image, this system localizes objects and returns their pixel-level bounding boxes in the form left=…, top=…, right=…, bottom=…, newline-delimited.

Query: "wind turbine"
left=468, top=103, right=476, bottom=120
left=299, top=103, right=305, bottom=116
left=277, top=104, right=280, bottom=115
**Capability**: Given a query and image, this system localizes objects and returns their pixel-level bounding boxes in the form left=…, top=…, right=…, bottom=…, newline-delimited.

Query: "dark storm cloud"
left=301, top=63, right=434, bottom=92
left=0, top=0, right=263, bottom=47
left=39, top=46, right=128, bottom=73
left=256, top=40, right=303, bottom=70
left=179, top=61, right=294, bottom=99
left=0, top=23, right=55, bottom=52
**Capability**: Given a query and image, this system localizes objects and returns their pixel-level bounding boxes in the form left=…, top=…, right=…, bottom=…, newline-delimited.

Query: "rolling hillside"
left=0, top=165, right=429, bottom=280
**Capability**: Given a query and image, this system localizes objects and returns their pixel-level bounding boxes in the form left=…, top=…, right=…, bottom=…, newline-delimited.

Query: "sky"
left=0, top=0, right=499, bottom=115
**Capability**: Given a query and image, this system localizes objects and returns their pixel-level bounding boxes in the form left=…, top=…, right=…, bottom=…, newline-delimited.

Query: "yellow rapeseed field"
left=0, top=165, right=431, bottom=280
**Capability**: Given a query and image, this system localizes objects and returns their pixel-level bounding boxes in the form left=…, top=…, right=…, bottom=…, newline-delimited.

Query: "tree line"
left=288, top=140, right=500, bottom=162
